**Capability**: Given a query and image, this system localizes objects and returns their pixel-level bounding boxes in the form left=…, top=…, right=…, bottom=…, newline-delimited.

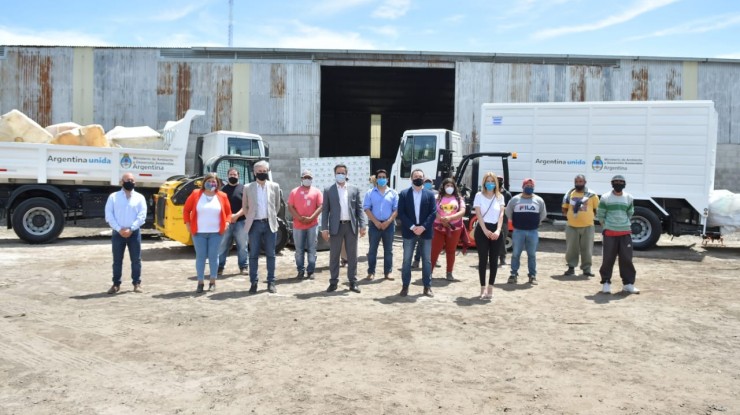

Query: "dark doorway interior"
left=320, top=66, right=455, bottom=172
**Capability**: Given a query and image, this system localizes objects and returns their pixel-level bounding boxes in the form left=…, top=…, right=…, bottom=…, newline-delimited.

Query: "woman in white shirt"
left=473, top=172, right=505, bottom=300
left=183, top=173, right=232, bottom=293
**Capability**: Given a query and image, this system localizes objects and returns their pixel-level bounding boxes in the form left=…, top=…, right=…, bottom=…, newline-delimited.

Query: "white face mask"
left=444, top=186, right=454, bottom=195
left=301, top=179, right=312, bottom=187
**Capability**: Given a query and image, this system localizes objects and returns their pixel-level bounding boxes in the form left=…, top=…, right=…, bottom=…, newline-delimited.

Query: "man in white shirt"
left=104, top=172, right=147, bottom=294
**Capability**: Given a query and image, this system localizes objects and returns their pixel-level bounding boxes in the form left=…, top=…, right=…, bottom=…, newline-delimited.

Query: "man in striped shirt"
left=596, top=175, right=640, bottom=295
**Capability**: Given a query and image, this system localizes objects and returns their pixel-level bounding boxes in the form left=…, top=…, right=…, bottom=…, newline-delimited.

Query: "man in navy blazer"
left=398, top=168, right=437, bottom=297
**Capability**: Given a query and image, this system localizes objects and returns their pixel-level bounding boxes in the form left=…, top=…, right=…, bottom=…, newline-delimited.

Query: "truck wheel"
left=274, top=219, right=289, bottom=254
left=505, top=235, right=513, bottom=251
left=12, top=198, right=65, bottom=244
left=631, top=207, right=661, bottom=250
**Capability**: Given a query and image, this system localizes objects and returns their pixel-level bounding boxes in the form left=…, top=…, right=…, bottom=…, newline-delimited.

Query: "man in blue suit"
left=398, top=168, right=437, bottom=297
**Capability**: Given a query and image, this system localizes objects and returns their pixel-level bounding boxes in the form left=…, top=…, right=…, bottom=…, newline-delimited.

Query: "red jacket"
left=183, top=189, right=232, bottom=234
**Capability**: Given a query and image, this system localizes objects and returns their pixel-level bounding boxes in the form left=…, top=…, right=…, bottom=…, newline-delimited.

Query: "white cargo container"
left=478, top=100, right=718, bottom=249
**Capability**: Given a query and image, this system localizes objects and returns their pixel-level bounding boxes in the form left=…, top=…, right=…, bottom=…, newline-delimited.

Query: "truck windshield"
left=227, top=137, right=261, bottom=156
left=400, top=135, right=436, bottom=178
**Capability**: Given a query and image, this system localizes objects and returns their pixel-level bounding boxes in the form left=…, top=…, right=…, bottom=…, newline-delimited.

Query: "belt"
left=339, top=220, right=351, bottom=224
left=255, top=218, right=269, bottom=222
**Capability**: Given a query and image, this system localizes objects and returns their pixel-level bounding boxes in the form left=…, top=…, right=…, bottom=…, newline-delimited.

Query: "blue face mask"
left=423, top=182, right=433, bottom=190
left=523, top=187, right=534, bottom=195
left=205, top=182, right=217, bottom=191
left=485, top=182, right=495, bottom=191
left=376, top=178, right=388, bottom=187
left=335, top=173, right=346, bottom=184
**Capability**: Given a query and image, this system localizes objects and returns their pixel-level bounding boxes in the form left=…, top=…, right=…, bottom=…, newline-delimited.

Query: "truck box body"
left=479, top=101, right=718, bottom=222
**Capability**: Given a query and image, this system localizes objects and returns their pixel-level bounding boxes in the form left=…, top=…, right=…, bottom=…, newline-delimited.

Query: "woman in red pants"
left=431, top=178, right=466, bottom=282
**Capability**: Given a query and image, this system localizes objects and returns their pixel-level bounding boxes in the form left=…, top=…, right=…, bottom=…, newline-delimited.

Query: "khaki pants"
left=565, top=225, right=594, bottom=273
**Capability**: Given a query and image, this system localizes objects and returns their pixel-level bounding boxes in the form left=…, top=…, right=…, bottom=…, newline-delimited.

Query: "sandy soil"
left=0, top=220, right=739, bottom=415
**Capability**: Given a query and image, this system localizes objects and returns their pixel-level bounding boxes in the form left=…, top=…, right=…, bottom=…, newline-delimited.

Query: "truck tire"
left=631, top=206, right=661, bottom=250
left=12, top=197, right=65, bottom=244
left=274, top=219, right=289, bottom=254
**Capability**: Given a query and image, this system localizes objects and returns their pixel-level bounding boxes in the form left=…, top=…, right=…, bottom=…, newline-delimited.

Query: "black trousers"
left=599, top=234, right=636, bottom=285
left=498, top=216, right=509, bottom=259
left=475, top=222, right=503, bottom=286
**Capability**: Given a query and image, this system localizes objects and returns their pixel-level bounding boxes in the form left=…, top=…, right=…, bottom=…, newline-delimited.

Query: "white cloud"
left=312, top=0, right=375, bottom=15
left=626, top=13, right=740, bottom=41
left=0, top=26, right=109, bottom=47
left=149, top=3, right=204, bottom=22
left=247, top=21, right=377, bottom=50
left=444, top=14, right=465, bottom=24
left=372, top=0, right=411, bottom=19
left=367, top=25, right=399, bottom=37
left=531, top=0, right=679, bottom=40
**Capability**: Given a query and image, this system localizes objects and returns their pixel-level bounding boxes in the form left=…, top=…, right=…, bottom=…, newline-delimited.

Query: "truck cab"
left=390, top=129, right=463, bottom=191
left=195, top=131, right=269, bottom=176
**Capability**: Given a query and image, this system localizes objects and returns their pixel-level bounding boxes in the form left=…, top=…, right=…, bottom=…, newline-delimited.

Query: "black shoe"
left=240, top=267, right=248, bottom=275
left=249, top=283, right=258, bottom=294
left=196, top=283, right=204, bottom=293
left=499, top=257, right=507, bottom=266
left=296, top=271, right=305, bottom=279
left=507, top=275, right=518, bottom=284
left=583, top=271, right=595, bottom=277
left=217, top=268, right=224, bottom=276
left=399, top=286, right=409, bottom=297
left=208, top=282, right=216, bottom=292
left=327, top=283, right=338, bottom=292
left=423, top=286, right=434, bottom=297
left=564, top=267, right=575, bottom=276
left=349, top=282, right=361, bottom=293
left=528, top=275, right=538, bottom=285
left=268, top=282, right=277, bottom=293
left=307, top=272, right=315, bottom=280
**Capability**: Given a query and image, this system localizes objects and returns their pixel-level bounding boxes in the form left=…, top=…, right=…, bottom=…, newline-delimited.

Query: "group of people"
left=104, top=162, right=640, bottom=298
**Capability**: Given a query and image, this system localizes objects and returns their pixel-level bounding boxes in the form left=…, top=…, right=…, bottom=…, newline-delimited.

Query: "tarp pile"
left=707, top=190, right=740, bottom=235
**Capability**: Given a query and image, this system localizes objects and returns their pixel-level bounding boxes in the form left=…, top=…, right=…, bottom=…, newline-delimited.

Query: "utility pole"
left=228, top=0, right=234, bottom=47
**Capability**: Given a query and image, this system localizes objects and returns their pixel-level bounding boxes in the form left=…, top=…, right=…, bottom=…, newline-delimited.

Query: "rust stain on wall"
left=158, top=62, right=173, bottom=95
left=270, top=64, right=286, bottom=98
left=213, top=67, right=233, bottom=131
left=666, top=68, right=681, bottom=100
left=570, top=66, right=586, bottom=102
left=631, top=67, right=648, bottom=101
left=17, top=53, right=53, bottom=126
left=176, top=63, right=192, bottom=119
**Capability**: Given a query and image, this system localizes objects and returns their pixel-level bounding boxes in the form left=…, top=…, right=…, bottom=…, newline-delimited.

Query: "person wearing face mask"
left=412, top=178, right=437, bottom=268
left=363, top=169, right=398, bottom=281
left=217, top=168, right=248, bottom=276
left=596, top=175, right=640, bottom=294
left=398, top=169, right=437, bottom=297
left=431, top=178, right=466, bottom=282
left=473, top=172, right=506, bottom=299
left=183, top=173, right=232, bottom=293
left=321, top=164, right=367, bottom=293
left=561, top=174, right=599, bottom=277
left=242, top=160, right=283, bottom=294
left=104, top=172, right=147, bottom=294
left=504, top=178, right=547, bottom=286
left=288, top=169, right=323, bottom=280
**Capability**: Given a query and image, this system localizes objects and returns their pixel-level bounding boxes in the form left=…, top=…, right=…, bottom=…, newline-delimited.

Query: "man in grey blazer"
left=321, top=163, right=367, bottom=293
left=242, top=160, right=282, bottom=294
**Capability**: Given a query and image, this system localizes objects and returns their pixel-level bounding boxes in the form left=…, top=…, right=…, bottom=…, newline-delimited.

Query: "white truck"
left=0, top=110, right=270, bottom=243
left=390, top=101, right=720, bottom=250
left=390, top=129, right=464, bottom=191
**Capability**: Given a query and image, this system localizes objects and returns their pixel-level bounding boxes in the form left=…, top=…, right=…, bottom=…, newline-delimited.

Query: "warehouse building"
left=1, top=46, right=738, bottom=191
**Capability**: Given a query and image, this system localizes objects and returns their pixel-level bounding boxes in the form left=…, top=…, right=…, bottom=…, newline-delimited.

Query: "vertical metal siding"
left=698, top=62, right=740, bottom=144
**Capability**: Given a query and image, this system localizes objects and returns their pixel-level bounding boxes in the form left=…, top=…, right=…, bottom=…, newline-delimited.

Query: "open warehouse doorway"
left=320, top=66, right=455, bottom=173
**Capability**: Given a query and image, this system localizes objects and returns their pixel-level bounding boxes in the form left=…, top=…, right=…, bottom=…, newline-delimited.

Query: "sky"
left=1, top=0, right=739, bottom=59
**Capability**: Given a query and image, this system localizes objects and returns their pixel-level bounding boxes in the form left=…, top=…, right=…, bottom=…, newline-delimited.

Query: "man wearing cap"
left=217, top=167, right=248, bottom=276
left=561, top=174, right=599, bottom=277
left=363, top=169, right=398, bottom=281
left=288, top=169, right=323, bottom=280
left=504, top=178, right=547, bottom=285
left=596, top=175, right=640, bottom=294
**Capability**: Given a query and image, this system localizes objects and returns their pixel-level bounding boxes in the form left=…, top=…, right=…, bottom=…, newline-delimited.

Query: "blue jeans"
left=193, top=232, right=222, bottom=282
left=248, top=220, right=276, bottom=284
left=293, top=225, right=318, bottom=274
left=510, top=228, right=539, bottom=277
left=218, top=221, right=249, bottom=270
left=111, top=229, right=142, bottom=286
left=367, top=222, right=395, bottom=275
left=402, top=236, right=432, bottom=287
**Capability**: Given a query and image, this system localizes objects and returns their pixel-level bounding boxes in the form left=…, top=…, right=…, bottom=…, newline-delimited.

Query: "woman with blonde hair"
left=183, top=173, right=232, bottom=293
left=473, top=172, right=506, bottom=300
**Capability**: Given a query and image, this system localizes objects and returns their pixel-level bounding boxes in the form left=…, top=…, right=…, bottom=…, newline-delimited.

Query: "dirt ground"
left=0, top=220, right=739, bottom=415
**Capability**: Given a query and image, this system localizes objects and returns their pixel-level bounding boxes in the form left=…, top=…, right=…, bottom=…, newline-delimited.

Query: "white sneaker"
left=601, top=283, right=611, bottom=294
left=623, top=284, right=640, bottom=294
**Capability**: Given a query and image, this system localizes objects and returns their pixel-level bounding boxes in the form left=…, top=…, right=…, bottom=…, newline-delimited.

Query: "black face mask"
left=612, top=183, right=625, bottom=192
left=122, top=181, right=135, bottom=191
left=574, top=184, right=585, bottom=191
left=255, top=172, right=269, bottom=181
left=412, top=178, right=424, bottom=187
left=228, top=177, right=238, bottom=185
